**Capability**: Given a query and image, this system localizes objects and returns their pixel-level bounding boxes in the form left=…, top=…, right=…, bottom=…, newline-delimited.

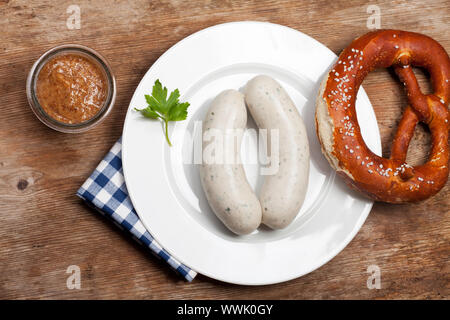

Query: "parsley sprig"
left=135, top=79, right=190, bottom=146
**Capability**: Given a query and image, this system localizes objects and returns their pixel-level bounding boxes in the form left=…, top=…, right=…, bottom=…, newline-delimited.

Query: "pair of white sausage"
left=200, top=75, right=310, bottom=235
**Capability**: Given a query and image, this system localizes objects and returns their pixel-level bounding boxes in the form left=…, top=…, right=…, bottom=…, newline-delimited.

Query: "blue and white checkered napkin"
left=76, top=138, right=197, bottom=281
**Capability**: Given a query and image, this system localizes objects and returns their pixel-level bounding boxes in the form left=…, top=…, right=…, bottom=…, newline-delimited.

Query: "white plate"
left=122, top=21, right=381, bottom=285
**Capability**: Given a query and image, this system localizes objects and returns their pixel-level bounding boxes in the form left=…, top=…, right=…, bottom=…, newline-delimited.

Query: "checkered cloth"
left=76, top=138, right=197, bottom=281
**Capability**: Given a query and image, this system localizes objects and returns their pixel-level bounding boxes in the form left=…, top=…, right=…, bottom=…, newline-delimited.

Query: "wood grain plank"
left=0, top=0, right=448, bottom=299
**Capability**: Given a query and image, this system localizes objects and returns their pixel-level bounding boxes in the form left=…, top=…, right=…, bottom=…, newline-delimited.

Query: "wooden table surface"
left=1, top=0, right=449, bottom=300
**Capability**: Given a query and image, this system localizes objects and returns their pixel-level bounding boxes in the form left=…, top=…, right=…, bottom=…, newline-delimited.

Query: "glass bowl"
left=26, top=44, right=116, bottom=133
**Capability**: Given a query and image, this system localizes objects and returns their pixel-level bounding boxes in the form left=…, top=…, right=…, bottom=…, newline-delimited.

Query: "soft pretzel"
left=316, top=30, right=450, bottom=203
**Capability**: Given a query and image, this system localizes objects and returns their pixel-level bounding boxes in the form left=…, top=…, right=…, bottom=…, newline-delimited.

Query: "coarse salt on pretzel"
left=316, top=30, right=450, bottom=203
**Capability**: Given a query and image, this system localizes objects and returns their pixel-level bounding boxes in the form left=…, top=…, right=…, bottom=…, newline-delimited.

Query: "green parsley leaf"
left=167, top=102, right=189, bottom=121
left=135, top=79, right=190, bottom=146
left=134, top=106, right=159, bottom=119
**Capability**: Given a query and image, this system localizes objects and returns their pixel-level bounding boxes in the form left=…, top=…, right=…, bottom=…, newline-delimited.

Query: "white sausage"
left=244, top=75, right=310, bottom=229
left=200, top=90, right=262, bottom=235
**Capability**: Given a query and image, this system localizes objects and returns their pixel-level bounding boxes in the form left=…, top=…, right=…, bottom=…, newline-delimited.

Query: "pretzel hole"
left=411, top=67, right=433, bottom=95
left=404, top=67, right=433, bottom=166
left=360, top=67, right=432, bottom=165
left=405, top=122, right=432, bottom=166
